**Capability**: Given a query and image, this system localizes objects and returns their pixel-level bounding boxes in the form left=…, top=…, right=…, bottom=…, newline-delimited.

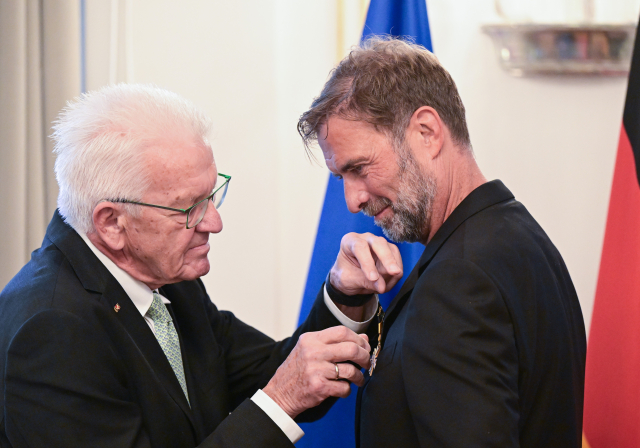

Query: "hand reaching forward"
left=331, top=232, right=404, bottom=295
left=263, top=326, right=371, bottom=418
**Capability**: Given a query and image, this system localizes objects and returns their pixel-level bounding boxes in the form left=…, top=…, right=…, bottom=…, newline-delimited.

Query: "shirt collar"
left=79, top=232, right=171, bottom=317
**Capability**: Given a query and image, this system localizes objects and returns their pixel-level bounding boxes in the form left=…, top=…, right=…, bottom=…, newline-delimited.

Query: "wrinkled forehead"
left=143, top=140, right=215, bottom=188
left=318, top=117, right=391, bottom=161
left=150, top=139, right=213, bottom=165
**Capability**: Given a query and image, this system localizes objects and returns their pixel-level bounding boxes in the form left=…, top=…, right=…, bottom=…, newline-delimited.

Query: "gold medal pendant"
left=369, top=305, right=385, bottom=377
left=369, top=346, right=379, bottom=376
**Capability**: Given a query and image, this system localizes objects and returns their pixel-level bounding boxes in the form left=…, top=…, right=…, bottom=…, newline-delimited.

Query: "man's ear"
left=406, top=106, right=445, bottom=159
left=91, top=202, right=127, bottom=251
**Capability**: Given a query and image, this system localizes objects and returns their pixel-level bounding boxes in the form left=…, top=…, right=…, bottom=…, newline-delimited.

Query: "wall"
left=429, top=0, right=639, bottom=336
left=80, top=0, right=639, bottom=339
left=86, top=0, right=337, bottom=339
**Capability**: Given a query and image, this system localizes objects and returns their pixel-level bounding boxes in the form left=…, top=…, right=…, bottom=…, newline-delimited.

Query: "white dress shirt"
left=80, top=233, right=376, bottom=444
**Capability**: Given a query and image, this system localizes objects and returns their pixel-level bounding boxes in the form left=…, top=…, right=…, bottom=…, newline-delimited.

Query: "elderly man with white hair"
left=0, top=84, right=402, bottom=448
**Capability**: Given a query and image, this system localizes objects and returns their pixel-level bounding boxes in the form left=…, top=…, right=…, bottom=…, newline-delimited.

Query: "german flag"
left=583, top=18, right=640, bottom=448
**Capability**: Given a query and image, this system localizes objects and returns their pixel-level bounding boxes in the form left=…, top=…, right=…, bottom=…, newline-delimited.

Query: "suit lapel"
left=383, top=180, right=515, bottom=321
left=357, top=181, right=516, bottom=441
left=161, top=281, right=224, bottom=439
left=46, top=211, right=196, bottom=428
left=110, top=285, right=194, bottom=422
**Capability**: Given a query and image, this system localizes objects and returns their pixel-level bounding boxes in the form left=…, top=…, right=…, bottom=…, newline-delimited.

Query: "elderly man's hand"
left=263, top=326, right=371, bottom=418
left=330, top=232, right=403, bottom=296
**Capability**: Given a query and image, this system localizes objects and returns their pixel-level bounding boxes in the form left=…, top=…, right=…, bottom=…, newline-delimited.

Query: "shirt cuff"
left=324, top=284, right=378, bottom=333
left=251, top=389, right=304, bottom=444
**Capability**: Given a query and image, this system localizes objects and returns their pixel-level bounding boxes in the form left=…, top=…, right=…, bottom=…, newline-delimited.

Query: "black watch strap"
left=325, top=272, right=375, bottom=307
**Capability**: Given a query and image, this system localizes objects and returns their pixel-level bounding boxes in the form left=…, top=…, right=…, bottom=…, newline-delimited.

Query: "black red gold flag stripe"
left=583, top=16, right=640, bottom=448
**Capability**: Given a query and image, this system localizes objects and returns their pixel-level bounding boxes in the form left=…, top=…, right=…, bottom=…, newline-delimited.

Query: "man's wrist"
left=325, top=272, right=375, bottom=306
left=251, top=389, right=304, bottom=443
left=324, top=284, right=378, bottom=332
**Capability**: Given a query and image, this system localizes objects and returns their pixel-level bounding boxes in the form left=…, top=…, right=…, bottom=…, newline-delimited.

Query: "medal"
left=369, top=305, right=385, bottom=376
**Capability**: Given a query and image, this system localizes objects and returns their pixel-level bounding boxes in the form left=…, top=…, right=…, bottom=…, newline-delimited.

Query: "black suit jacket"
left=357, top=180, right=587, bottom=448
left=0, top=211, right=341, bottom=447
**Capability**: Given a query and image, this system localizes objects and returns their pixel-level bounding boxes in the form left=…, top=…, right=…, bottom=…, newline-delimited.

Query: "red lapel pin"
left=114, top=303, right=121, bottom=312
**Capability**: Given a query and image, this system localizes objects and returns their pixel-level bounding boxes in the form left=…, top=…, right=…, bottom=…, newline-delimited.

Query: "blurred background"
left=2, top=0, right=640, bottom=342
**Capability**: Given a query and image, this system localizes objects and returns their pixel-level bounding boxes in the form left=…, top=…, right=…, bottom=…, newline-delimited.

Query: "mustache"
left=362, top=197, right=393, bottom=217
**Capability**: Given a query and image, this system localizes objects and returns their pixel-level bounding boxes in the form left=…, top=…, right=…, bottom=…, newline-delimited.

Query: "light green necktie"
left=147, top=292, right=190, bottom=405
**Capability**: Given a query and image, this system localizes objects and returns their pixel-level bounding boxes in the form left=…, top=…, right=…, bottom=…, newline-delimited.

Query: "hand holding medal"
left=326, top=232, right=402, bottom=376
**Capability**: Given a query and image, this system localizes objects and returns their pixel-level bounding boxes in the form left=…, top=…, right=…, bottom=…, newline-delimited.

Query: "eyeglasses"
left=113, top=173, right=231, bottom=229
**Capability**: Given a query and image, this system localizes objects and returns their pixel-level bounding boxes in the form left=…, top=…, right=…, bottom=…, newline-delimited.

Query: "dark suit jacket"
left=0, top=211, right=341, bottom=448
left=357, top=180, right=587, bottom=448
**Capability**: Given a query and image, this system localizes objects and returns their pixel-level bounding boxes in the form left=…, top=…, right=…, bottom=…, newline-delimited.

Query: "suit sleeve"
left=199, top=399, right=294, bottom=447
left=402, top=259, right=520, bottom=448
left=193, top=282, right=358, bottom=432
left=4, top=309, right=151, bottom=448
left=200, top=284, right=344, bottom=404
left=4, top=308, right=296, bottom=448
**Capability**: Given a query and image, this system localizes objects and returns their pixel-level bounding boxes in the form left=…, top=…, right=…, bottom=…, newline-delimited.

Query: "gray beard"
left=362, top=151, right=436, bottom=243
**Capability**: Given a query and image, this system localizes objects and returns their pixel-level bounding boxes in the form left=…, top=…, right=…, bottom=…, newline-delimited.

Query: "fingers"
left=316, top=326, right=371, bottom=351
left=368, top=236, right=403, bottom=292
left=312, top=328, right=372, bottom=369
left=346, top=234, right=382, bottom=283
left=378, top=242, right=404, bottom=291
left=332, top=362, right=366, bottom=387
left=326, top=342, right=371, bottom=370
left=322, top=375, right=353, bottom=398
left=263, top=327, right=371, bottom=417
left=336, top=233, right=403, bottom=294
left=384, top=243, right=403, bottom=276
left=370, top=234, right=403, bottom=277
left=346, top=232, right=401, bottom=278
left=298, top=327, right=371, bottom=368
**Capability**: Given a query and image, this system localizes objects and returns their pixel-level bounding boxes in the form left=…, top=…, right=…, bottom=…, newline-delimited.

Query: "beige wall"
left=431, top=0, right=638, bottom=338
left=77, top=0, right=640, bottom=339
left=86, top=0, right=339, bottom=339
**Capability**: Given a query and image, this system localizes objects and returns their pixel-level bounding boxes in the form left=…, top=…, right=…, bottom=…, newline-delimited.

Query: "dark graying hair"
left=297, top=36, right=471, bottom=152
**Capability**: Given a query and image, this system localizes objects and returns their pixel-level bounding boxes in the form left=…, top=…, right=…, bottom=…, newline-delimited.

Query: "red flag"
left=583, top=19, right=640, bottom=448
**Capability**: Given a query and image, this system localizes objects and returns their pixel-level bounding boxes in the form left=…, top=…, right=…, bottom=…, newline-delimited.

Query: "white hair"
left=52, top=83, right=212, bottom=234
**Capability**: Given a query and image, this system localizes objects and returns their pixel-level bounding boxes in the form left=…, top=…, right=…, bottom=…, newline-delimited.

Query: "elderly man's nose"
left=196, top=203, right=223, bottom=233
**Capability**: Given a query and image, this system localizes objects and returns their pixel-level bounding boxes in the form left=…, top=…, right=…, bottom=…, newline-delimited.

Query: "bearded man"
left=299, top=37, right=587, bottom=448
